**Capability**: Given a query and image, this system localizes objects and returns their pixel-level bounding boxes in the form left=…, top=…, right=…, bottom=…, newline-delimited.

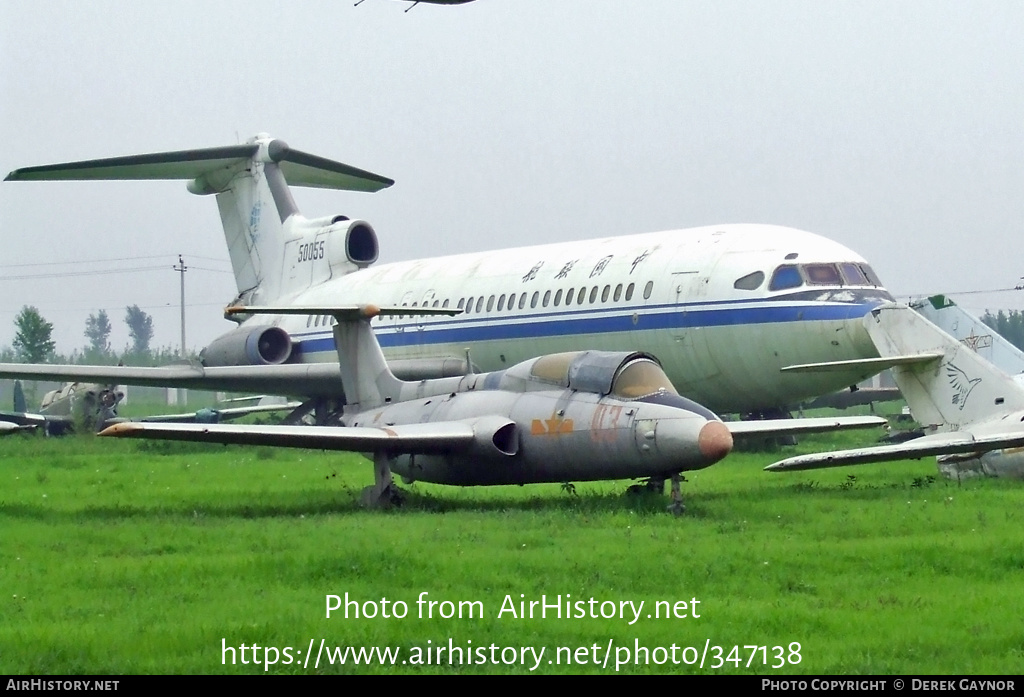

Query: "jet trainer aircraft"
left=102, top=304, right=885, bottom=512
left=0, top=381, right=122, bottom=436
left=2, top=134, right=895, bottom=418
left=767, top=304, right=1024, bottom=479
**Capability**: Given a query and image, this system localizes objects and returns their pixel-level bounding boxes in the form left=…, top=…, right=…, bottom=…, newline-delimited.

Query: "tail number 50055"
left=298, top=241, right=325, bottom=263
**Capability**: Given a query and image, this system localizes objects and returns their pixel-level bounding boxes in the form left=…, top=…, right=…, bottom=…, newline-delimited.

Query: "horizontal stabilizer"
left=727, top=415, right=887, bottom=438
left=781, top=353, right=942, bottom=374
left=5, top=145, right=257, bottom=182
left=4, top=139, right=393, bottom=193
left=765, top=431, right=1024, bottom=471
left=273, top=144, right=394, bottom=192
left=100, top=421, right=475, bottom=454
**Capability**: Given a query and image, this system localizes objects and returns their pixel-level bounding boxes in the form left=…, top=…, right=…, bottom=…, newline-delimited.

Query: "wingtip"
left=98, top=422, right=138, bottom=437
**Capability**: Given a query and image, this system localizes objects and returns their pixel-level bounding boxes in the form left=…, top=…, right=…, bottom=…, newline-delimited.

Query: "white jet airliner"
left=2, top=134, right=893, bottom=417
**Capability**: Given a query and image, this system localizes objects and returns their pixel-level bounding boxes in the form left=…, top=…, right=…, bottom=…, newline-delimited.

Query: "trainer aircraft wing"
left=101, top=421, right=476, bottom=453
left=726, top=415, right=887, bottom=437
left=0, top=363, right=344, bottom=398
left=764, top=431, right=1024, bottom=472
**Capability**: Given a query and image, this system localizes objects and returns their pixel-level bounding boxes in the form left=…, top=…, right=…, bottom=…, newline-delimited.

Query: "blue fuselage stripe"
left=290, top=301, right=877, bottom=356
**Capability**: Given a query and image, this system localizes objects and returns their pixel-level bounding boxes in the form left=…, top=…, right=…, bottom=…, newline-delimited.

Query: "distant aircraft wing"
left=0, top=420, right=38, bottom=435
left=136, top=402, right=303, bottom=424
left=726, top=415, right=887, bottom=438
left=0, top=411, right=48, bottom=427
left=99, top=421, right=476, bottom=453
left=780, top=353, right=942, bottom=374
left=0, top=411, right=67, bottom=428
left=764, top=431, right=1024, bottom=472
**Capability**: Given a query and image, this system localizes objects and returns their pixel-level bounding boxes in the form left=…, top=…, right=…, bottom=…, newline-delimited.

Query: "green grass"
left=1, top=429, right=1021, bottom=674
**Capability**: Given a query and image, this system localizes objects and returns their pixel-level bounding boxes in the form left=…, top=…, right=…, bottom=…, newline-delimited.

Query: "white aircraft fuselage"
left=4, top=136, right=892, bottom=415
left=265, top=224, right=890, bottom=413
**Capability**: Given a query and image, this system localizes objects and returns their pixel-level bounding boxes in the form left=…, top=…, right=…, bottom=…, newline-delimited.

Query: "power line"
left=0, top=254, right=231, bottom=269
left=0, top=265, right=232, bottom=281
left=0, top=265, right=168, bottom=280
left=0, top=301, right=228, bottom=315
left=900, top=286, right=1024, bottom=300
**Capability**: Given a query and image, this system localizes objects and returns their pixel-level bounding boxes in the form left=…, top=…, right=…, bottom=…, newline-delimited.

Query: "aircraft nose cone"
left=697, top=420, right=733, bottom=463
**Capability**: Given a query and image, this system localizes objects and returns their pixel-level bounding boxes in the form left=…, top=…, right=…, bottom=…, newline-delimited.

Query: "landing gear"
left=667, top=473, right=685, bottom=516
left=284, top=397, right=345, bottom=426
left=626, top=475, right=686, bottom=514
left=626, top=477, right=666, bottom=495
left=360, top=451, right=404, bottom=509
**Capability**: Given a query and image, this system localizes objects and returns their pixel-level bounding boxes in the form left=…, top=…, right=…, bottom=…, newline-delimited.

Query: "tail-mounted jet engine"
left=201, top=325, right=292, bottom=367
left=330, top=216, right=378, bottom=269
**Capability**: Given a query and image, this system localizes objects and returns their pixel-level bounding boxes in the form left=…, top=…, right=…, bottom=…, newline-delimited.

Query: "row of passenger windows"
left=455, top=280, right=655, bottom=315
left=733, top=262, right=883, bottom=293
left=303, top=280, right=657, bottom=328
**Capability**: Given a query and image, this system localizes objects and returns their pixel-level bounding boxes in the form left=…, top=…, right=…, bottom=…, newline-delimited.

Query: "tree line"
left=2, top=305, right=190, bottom=366
left=980, top=310, right=1024, bottom=352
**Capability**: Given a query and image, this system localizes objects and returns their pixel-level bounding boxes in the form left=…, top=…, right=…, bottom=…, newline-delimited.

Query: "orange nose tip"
left=698, top=420, right=733, bottom=462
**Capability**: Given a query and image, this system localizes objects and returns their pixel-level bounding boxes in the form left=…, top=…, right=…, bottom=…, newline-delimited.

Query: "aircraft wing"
left=0, top=411, right=51, bottom=428
left=0, top=420, right=38, bottom=435
left=136, top=402, right=303, bottom=424
left=726, top=415, right=887, bottom=438
left=0, top=363, right=345, bottom=398
left=0, top=356, right=469, bottom=399
left=764, top=431, right=1024, bottom=472
left=99, top=421, right=475, bottom=454
left=780, top=353, right=942, bottom=374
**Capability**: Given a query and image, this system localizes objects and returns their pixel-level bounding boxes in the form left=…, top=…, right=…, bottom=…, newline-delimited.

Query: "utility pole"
left=173, top=254, right=188, bottom=358
left=173, top=255, right=188, bottom=407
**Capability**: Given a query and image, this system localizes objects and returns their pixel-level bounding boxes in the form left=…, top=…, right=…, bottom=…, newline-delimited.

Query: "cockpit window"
left=529, top=352, right=576, bottom=386
left=733, top=270, right=765, bottom=291
left=803, top=263, right=842, bottom=286
left=768, top=261, right=886, bottom=291
left=839, top=263, right=867, bottom=285
left=611, top=359, right=678, bottom=399
left=768, top=265, right=803, bottom=291
left=861, top=264, right=882, bottom=286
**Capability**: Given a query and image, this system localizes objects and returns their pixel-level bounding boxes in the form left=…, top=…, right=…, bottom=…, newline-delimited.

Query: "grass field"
left=1, top=425, right=1022, bottom=675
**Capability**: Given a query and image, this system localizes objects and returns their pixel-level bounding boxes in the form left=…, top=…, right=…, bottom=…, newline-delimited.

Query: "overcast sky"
left=2, top=1, right=1023, bottom=355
